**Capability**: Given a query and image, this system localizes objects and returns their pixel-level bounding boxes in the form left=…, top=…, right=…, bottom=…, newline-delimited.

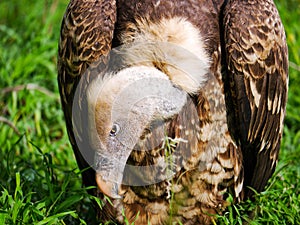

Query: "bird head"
left=86, top=65, right=188, bottom=198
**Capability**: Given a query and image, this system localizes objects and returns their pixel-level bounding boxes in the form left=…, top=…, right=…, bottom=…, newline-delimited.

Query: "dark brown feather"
left=221, top=0, right=288, bottom=196
left=57, top=0, right=117, bottom=190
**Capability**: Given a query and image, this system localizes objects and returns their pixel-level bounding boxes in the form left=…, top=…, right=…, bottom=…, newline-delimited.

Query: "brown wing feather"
left=57, top=0, right=117, bottom=189
left=222, top=0, right=288, bottom=196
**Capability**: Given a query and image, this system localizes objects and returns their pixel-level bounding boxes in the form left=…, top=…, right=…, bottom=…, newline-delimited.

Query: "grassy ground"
left=0, top=0, right=299, bottom=224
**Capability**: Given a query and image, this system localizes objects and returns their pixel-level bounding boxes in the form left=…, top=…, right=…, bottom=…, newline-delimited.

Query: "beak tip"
left=96, top=173, right=123, bottom=199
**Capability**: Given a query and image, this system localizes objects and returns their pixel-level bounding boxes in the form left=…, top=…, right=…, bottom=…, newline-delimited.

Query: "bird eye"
left=109, top=124, right=120, bottom=137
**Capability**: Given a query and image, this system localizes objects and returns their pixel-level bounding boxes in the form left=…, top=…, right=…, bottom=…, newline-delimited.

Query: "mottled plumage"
left=57, top=0, right=288, bottom=224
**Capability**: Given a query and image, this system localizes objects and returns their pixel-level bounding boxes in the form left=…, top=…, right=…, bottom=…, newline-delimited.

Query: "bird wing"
left=221, top=0, right=289, bottom=197
left=57, top=0, right=117, bottom=188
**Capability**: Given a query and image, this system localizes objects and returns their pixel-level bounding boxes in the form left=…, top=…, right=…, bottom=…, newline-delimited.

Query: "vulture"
left=57, top=0, right=288, bottom=224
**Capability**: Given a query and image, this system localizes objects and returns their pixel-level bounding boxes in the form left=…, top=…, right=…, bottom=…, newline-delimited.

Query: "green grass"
left=0, top=0, right=299, bottom=224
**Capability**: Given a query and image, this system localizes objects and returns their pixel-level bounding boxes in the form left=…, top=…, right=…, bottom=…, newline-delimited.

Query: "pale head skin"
left=87, top=66, right=188, bottom=197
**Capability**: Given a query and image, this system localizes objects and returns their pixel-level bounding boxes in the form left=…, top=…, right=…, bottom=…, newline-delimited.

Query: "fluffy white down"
left=119, top=17, right=211, bottom=94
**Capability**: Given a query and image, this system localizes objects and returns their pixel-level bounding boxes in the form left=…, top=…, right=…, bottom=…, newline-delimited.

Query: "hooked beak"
left=96, top=172, right=122, bottom=199
left=94, top=151, right=129, bottom=199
